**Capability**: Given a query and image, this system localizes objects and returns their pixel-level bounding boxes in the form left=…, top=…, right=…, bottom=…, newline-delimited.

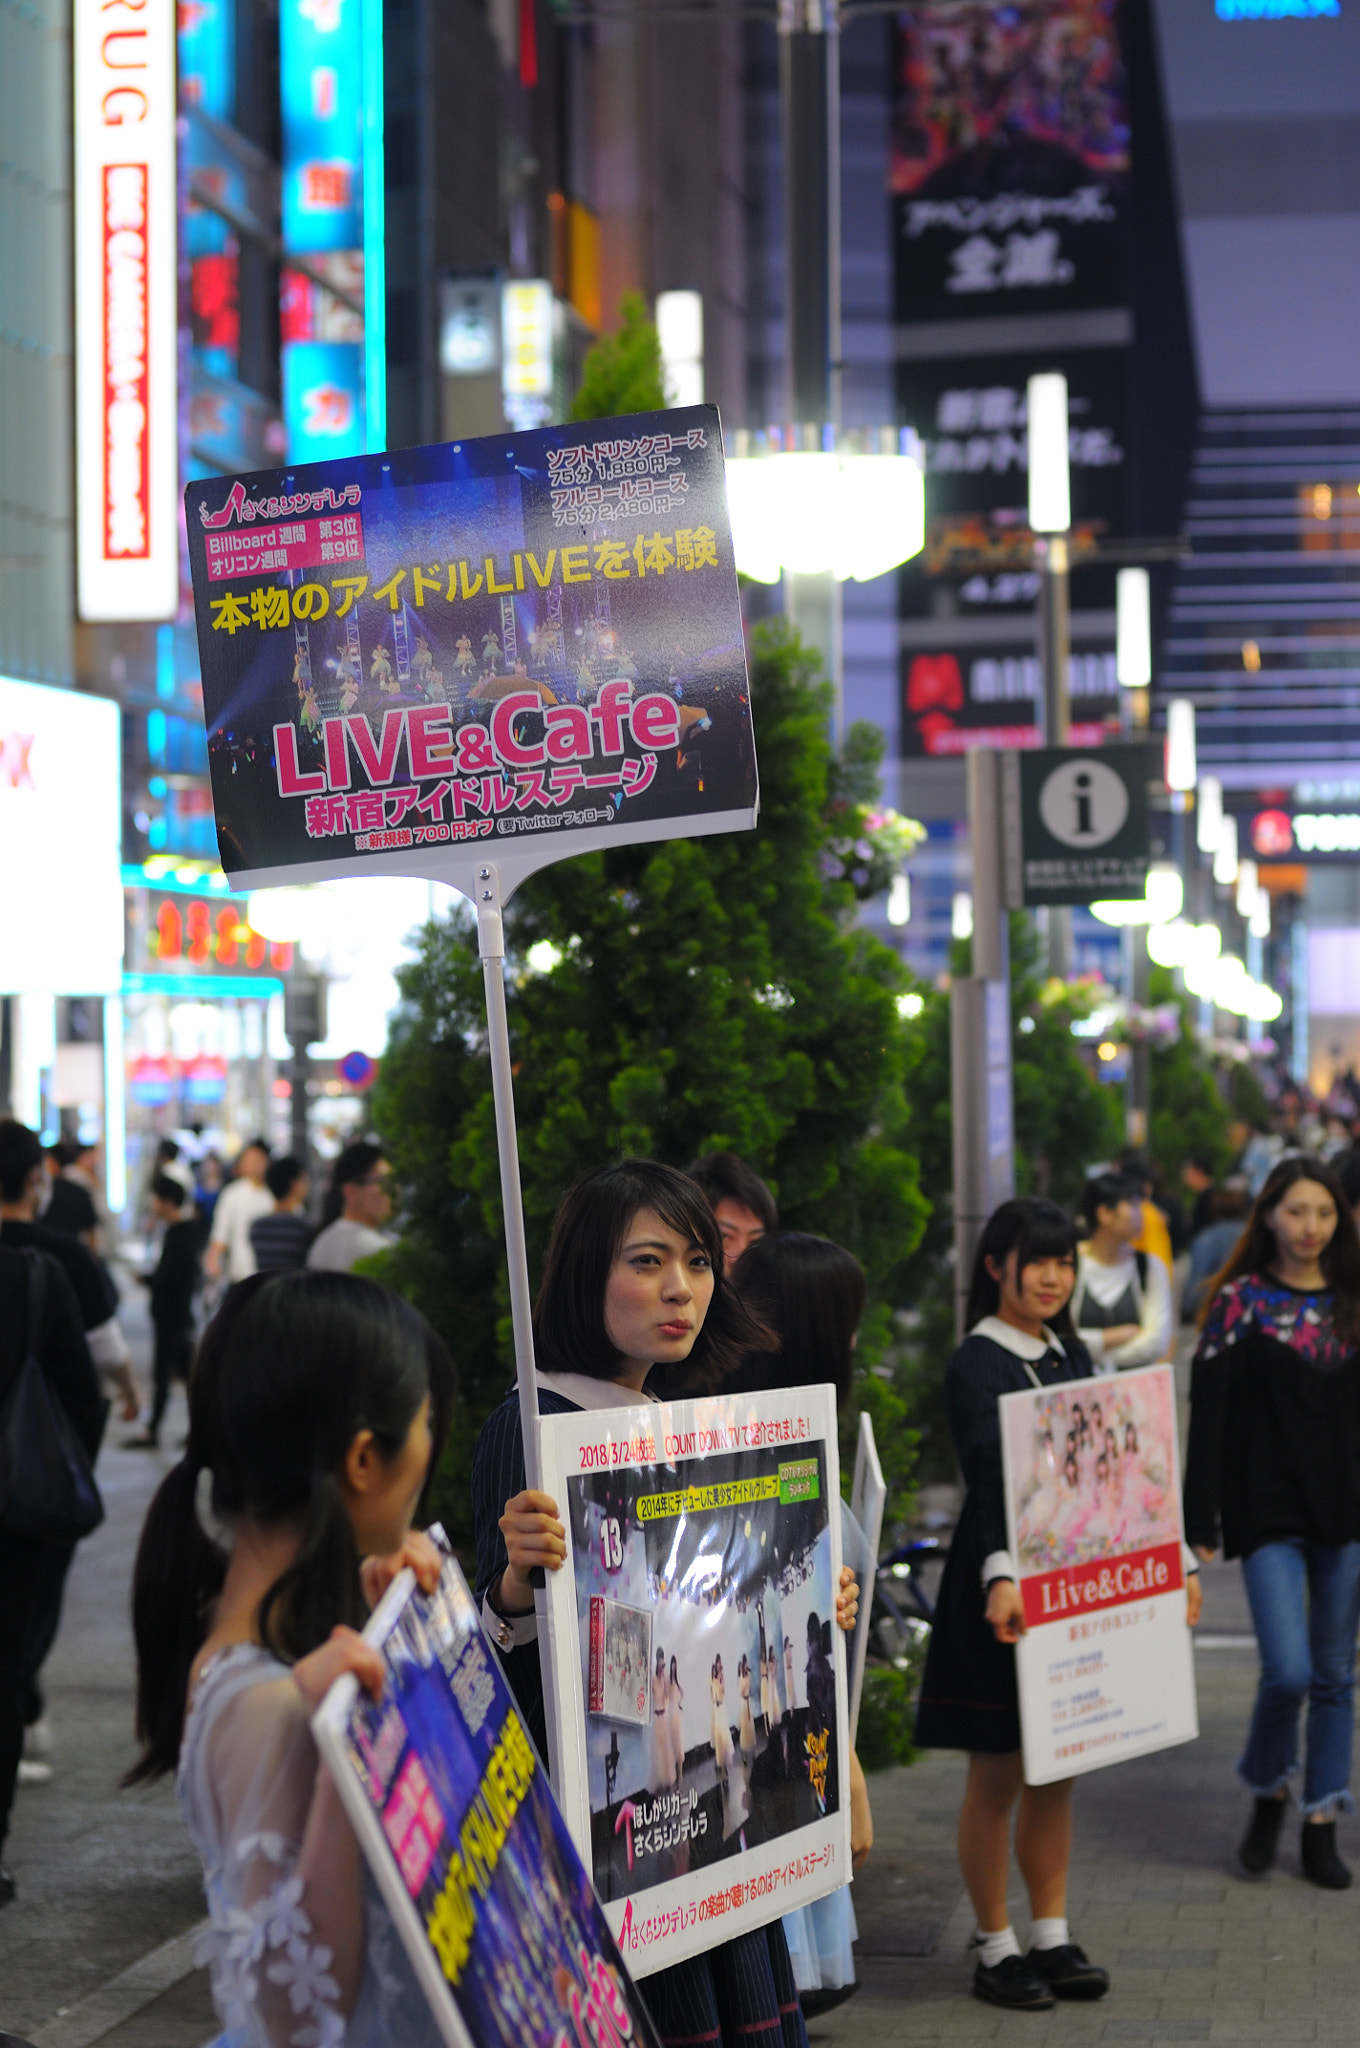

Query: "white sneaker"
left=23, top=1716, right=53, bottom=1759
left=17, top=1759, right=52, bottom=1785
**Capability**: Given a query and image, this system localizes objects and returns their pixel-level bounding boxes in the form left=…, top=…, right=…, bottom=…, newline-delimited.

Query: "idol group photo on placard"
left=1003, top=1367, right=1181, bottom=1577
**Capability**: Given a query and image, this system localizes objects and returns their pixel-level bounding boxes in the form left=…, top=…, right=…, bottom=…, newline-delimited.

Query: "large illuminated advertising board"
left=0, top=676, right=123, bottom=995
left=74, top=0, right=179, bottom=623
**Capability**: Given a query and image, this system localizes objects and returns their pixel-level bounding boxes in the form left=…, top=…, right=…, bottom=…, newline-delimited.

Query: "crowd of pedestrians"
left=9, top=1102, right=1360, bottom=2046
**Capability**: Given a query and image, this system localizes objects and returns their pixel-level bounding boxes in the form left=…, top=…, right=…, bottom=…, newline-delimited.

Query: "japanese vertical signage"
left=312, top=1541, right=664, bottom=2048
left=539, top=1387, right=852, bottom=1978
left=280, top=0, right=366, bottom=459
left=74, top=0, right=179, bottom=622
left=1000, top=1366, right=1197, bottom=1785
left=184, top=406, right=758, bottom=891
left=891, top=2, right=1131, bottom=760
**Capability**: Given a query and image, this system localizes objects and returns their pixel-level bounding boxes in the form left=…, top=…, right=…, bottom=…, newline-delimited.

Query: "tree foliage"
left=1147, top=967, right=1235, bottom=1178
left=890, top=915, right=1123, bottom=1481
left=369, top=622, right=931, bottom=1538
left=569, top=290, right=667, bottom=421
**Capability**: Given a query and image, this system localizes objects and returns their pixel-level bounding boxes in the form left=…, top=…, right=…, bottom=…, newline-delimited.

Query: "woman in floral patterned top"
left=1184, top=1155, right=1360, bottom=1889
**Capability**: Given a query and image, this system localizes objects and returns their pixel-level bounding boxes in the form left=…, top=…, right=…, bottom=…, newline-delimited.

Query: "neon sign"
left=148, top=895, right=294, bottom=974
left=74, top=0, right=178, bottom=622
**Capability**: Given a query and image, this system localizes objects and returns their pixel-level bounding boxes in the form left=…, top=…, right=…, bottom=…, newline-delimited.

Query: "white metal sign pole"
left=472, top=859, right=564, bottom=1787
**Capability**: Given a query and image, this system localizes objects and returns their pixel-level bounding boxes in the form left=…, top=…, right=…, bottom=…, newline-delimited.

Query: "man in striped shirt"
left=248, top=1156, right=313, bottom=1272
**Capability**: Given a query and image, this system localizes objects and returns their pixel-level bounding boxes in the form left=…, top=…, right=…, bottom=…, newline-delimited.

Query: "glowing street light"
left=1027, top=373, right=1071, bottom=535
left=725, top=426, right=925, bottom=585
left=1116, top=567, right=1152, bottom=690
left=1165, top=700, right=1197, bottom=794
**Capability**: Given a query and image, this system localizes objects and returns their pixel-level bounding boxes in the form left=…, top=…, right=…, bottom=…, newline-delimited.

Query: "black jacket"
left=146, top=1219, right=202, bottom=1331
left=0, top=1246, right=107, bottom=1463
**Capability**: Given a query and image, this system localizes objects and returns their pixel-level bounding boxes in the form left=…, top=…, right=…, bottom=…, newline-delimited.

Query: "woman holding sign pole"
left=915, top=1198, right=1203, bottom=2013
left=1184, top=1155, right=1360, bottom=1888
left=474, top=1160, right=861, bottom=2048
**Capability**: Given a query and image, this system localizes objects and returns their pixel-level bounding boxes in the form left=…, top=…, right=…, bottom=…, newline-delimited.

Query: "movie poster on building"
left=539, top=1387, right=852, bottom=1978
left=999, top=1365, right=1197, bottom=1787
left=183, top=404, right=757, bottom=894
left=890, top=0, right=1130, bottom=326
left=311, top=1533, right=663, bottom=2048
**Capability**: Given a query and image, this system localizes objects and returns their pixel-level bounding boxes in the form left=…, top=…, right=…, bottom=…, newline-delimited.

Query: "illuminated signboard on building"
left=501, top=278, right=554, bottom=430
left=0, top=675, right=123, bottom=995
left=73, top=0, right=178, bottom=622
left=280, top=0, right=366, bottom=461
left=127, top=890, right=294, bottom=979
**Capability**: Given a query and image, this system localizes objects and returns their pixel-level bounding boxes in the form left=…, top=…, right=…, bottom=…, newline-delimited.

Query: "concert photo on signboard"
left=564, top=1441, right=841, bottom=1906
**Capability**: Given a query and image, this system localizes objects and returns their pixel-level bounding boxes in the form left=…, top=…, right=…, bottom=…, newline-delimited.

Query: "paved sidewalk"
left=0, top=1288, right=215, bottom=2046
left=7, top=1304, right=1358, bottom=2046
left=815, top=1562, right=1360, bottom=2047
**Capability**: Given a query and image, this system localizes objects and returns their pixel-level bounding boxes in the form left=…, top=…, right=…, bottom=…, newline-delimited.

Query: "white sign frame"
left=848, top=1410, right=886, bottom=1745
left=1000, top=1363, right=1197, bottom=1786
left=539, top=1386, right=852, bottom=1977
left=74, top=0, right=179, bottom=623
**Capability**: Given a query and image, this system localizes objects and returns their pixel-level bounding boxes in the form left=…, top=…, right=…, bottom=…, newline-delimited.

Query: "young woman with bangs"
left=915, top=1198, right=1201, bottom=2013
left=474, top=1158, right=860, bottom=2048
left=1185, top=1154, right=1360, bottom=1887
left=127, top=1270, right=456, bottom=2046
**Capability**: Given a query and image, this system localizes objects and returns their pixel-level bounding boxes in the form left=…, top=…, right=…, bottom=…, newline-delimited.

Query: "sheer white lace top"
left=177, top=1643, right=439, bottom=2048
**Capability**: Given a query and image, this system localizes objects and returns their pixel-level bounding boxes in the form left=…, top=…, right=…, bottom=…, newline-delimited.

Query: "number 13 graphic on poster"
left=601, top=1517, right=624, bottom=1573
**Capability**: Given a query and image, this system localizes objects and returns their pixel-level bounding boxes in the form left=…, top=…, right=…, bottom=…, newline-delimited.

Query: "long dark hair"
left=319, top=1139, right=384, bottom=1229
left=1202, top=1154, right=1360, bottom=1344
left=725, top=1231, right=867, bottom=1408
left=532, top=1158, right=775, bottom=1390
left=128, top=1270, right=453, bottom=1780
left=965, top=1197, right=1079, bottom=1336
left=1077, top=1172, right=1140, bottom=1235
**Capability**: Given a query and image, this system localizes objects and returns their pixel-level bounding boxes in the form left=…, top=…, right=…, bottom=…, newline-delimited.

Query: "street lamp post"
left=779, top=0, right=841, bottom=737
left=1118, top=565, right=1154, bottom=1147
left=1028, top=371, right=1073, bottom=975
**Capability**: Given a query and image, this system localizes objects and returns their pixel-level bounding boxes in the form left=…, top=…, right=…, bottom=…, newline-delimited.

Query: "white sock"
left=977, top=1926, right=1021, bottom=1968
left=1030, top=1916, right=1069, bottom=1952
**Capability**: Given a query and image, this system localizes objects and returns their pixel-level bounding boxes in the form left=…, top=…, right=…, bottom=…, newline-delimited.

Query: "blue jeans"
left=1239, top=1539, right=1360, bottom=1816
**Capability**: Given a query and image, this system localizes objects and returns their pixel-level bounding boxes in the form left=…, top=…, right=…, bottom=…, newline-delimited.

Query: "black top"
left=1183, top=1273, right=1360, bottom=1558
left=44, top=1178, right=99, bottom=1239
left=249, top=1211, right=314, bottom=1272
left=472, top=1384, right=581, bottom=1765
left=0, top=1247, right=107, bottom=1461
left=146, top=1219, right=202, bottom=1329
left=945, top=1324, right=1095, bottom=1563
left=0, top=1217, right=117, bottom=1331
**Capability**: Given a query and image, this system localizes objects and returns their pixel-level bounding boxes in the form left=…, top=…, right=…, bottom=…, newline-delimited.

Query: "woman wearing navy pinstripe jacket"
left=473, top=1158, right=861, bottom=2048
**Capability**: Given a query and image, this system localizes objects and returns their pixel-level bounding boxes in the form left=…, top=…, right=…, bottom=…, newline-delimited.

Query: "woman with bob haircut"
left=127, top=1270, right=455, bottom=2046
left=915, top=1198, right=1200, bottom=2013
left=473, top=1158, right=860, bottom=2048
left=727, top=1230, right=874, bottom=2015
left=1185, top=1154, right=1360, bottom=1887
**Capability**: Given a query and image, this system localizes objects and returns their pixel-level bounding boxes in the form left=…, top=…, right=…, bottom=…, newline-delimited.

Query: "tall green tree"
left=370, top=622, right=931, bottom=1537
left=569, top=290, right=667, bottom=420
left=891, top=915, right=1124, bottom=1480
left=1147, top=967, right=1235, bottom=1178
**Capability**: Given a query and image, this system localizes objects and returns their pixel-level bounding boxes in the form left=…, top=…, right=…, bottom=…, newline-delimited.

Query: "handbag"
left=0, top=1249, right=105, bottom=1546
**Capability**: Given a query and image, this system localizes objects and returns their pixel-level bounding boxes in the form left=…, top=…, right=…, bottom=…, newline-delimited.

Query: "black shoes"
left=1239, top=1794, right=1287, bottom=1875
left=972, top=1954, right=1056, bottom=2010
left=1026, top=1942, right=1111, bottom=2000
left=798, top=1984, right=858, bottom=2018
left=0, top=1863, right=15, bottom=1908
left=1301, top=1819, right=1352, bottom=1890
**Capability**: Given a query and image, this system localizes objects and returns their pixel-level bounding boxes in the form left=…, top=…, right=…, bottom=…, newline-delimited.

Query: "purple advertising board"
left=183, top=403, right=757, bottom=896
left=311, top=1534, right=665, bottom=2048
